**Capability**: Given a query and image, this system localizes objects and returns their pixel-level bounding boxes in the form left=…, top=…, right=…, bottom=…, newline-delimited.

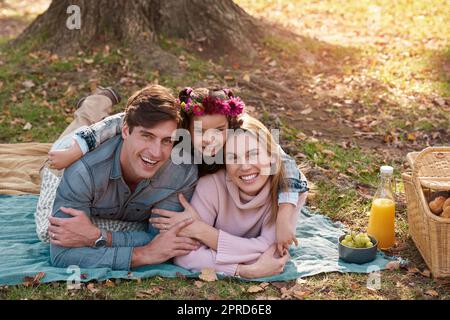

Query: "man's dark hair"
left=123, top=85, right=181, bottom=132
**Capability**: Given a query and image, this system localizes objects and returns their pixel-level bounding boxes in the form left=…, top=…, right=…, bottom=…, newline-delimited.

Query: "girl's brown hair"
left=178, top=87, right=243, bottom=130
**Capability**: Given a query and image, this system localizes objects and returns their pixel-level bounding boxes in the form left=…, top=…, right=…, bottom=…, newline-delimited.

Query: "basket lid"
left=407, top=147, right=450, bottom=190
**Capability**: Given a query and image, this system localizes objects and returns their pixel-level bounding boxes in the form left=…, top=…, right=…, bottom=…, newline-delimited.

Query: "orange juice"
left=368, top=198, right=395, bottom=249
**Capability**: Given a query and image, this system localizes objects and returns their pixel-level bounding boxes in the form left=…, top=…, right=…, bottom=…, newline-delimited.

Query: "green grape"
left=344, top=235, right=352, bottom=241
left=365, top=241, right=373, bottom=248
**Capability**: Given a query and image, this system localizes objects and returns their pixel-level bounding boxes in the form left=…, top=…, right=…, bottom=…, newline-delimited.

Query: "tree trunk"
left=15, top=0, right=260, bottom=58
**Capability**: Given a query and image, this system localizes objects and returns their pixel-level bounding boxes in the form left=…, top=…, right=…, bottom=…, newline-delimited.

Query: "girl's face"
left=189, top=114, right=228, bottom=157
left=225, top=132, right=272, bottom=196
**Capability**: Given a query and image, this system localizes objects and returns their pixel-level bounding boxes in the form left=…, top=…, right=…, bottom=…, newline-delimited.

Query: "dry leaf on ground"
left=86, top=283, right=99, bottom=293
left=247, top=285, right=264, bottom=293
left=425, top=290, right=439, bottom=297
left=199, top=268, right=217, bottom=282
left=386, top=261, right=401, bottom=271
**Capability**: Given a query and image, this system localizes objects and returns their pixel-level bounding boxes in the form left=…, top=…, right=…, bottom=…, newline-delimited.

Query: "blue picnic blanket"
left=0, top=195, right=396, bottom=285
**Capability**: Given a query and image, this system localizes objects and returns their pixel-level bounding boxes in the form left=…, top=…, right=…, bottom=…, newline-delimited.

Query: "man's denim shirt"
left=50, top=135, right=198, bottom=270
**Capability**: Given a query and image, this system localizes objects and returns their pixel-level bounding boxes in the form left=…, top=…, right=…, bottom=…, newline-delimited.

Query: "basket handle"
left=412, top=146, right=450, bottom=180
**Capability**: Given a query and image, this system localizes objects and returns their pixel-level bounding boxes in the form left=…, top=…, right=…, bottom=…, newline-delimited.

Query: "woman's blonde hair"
left=230, top=114, right=287, bottom=224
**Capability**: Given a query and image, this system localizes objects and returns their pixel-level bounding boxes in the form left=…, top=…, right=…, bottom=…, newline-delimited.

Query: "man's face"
left=120, top=120, right=178, bottom=183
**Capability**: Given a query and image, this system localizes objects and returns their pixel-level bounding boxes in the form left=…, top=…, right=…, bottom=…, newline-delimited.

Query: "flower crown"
left=177, top=87, right=245, bottom=117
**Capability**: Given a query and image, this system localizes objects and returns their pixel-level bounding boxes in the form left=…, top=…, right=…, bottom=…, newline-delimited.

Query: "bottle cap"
left=380, top=165, right=393, bottom=175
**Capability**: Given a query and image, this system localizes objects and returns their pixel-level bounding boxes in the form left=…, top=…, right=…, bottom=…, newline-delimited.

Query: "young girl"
left=152, top=115, right=308, bottom=278
left=48, top=87, right=308, bottom=256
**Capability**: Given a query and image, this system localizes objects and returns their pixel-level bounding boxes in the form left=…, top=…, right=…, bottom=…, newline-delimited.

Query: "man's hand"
left=48, top=207, right=100, bottom=248
left=132, top=218, right=201, bottom=268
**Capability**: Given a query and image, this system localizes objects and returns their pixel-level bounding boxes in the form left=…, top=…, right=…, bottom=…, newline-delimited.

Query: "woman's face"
left=189, top=114, right=228, bottom=157
left=225, top=132, right=272, bottom=196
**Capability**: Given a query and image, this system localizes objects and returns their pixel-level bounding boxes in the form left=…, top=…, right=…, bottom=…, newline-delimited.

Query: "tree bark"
left=15, top=0, right=260, bottom=58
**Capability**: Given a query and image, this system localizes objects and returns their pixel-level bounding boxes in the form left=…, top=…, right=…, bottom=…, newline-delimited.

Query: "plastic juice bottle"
left=367, top=165, right=396, bottom=250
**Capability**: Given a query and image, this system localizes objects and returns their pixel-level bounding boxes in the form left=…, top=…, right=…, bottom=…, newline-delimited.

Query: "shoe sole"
left=76, top=86, right=121, bottom=109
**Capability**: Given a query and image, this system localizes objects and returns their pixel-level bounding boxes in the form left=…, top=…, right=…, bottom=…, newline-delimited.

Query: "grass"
left=1, top=0, right=449, bottom=300
left=1, top=277, right=282, bottom=300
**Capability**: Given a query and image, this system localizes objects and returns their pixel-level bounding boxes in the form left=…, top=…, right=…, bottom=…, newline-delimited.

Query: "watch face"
left=95, top=239, right=107, bottom=248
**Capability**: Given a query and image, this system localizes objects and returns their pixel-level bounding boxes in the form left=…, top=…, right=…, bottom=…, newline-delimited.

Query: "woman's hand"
left=276, top=215, right=298, bottom=256
left=237, top=245, right=290, bottom=279
left=276, top=204, right=299, bottom=256
left=150, top=193, right=201, bottom=231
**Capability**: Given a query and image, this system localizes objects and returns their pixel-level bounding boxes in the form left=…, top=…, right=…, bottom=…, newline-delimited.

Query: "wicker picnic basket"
left=402, top=146, right=450, bottom=278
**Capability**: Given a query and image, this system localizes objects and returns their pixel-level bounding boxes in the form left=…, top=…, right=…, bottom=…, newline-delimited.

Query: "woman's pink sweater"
left=174, top=169, right=307, bottom=276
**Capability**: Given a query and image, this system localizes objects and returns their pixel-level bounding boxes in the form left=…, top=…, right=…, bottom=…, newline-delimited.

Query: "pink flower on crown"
left=227, top=97, right=245, bottom=117
left=192, top=104, right=205, bottom=116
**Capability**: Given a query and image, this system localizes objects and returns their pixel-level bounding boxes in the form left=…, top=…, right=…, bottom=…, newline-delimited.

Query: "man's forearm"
left=110, top=231, right=153, bottom=247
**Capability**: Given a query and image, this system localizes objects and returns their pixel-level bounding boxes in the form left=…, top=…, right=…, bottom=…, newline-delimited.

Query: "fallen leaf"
left=292, top=290, right=310, bottom=299
left=420, top=269, right=431, bottom=278
left=300, top=107, right=313, bottom=115
left=271, top=281, right=293, bottom=290
left=260, top=282, right=270, bottom=289
left=84, top=58, right=94, bottom=64
left=22, top=80, right=36, bottom=88
left=350, top=283, right=361, bottom=290
left=425, top=289, right=439, bottom=297
left=242, top=74, right=251, bottom=82
left=194, top=281, right=204, bottom=289
left=136, top=287, right=161, bottom=298
left=433, top=97, right=446, bottom=107
left=64, top=85, right=77, bottom=97
left=280, top=287, right=291, bottom=299
left=199, top=268, right=217, bottom=282
left=23, top=272, right=45, bottom=287
left=407, top=133, right=416, bottom=141
left=49, top=54, right=59, bottom=62
left=104, top=279, right=115, bottom=287
left=247, top=285, right=264, bottom=293
left=224, top=75, right=234, bottom=81
left=322, top=149, right=336, bottom=157
left=86, top=283, right=99, bottom=293
left=23, top=122, right=32, bottom=130
left=407, top=267, right=420, bottom=274
left=296, top=132, right=307, bottom=140
left=386, top=261, right=401, bottom=271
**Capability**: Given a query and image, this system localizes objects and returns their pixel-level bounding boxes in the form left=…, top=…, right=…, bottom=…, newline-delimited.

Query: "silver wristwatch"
left=93, top=229, right=108, bottom=248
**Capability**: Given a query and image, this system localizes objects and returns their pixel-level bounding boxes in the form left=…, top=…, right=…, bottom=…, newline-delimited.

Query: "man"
left=48, top=85, right=199, bottom=270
